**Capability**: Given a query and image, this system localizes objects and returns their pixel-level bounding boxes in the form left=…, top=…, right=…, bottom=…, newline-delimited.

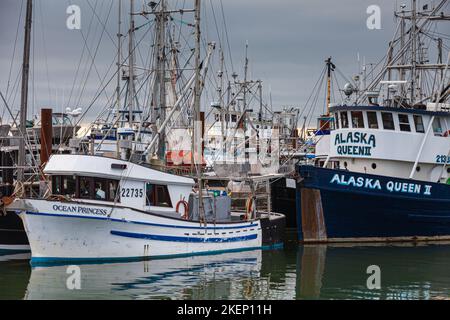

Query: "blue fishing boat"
left=296, top=1, right=450, bottom=242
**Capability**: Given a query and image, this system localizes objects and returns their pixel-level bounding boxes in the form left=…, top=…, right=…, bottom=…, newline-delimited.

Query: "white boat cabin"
left=45, top=154, right=194, bottom=214
left=315, top=104, right=450, bottom=183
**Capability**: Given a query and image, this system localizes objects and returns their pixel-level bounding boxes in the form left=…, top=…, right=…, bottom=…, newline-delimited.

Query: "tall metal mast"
left=116, top=0, right=122, bottom=158
left=410, top=0, right=418, bottom=104
left=243, top=41, right=249, bottom=112
left=156, top=0, right=167, bottom=160
left=325, top=57, right=335, bottom=115
left=193, top=0, right=204, bottom=220
left=127, top=0, right=135, bottom=128
left=17, top=0, right=33, bottom=182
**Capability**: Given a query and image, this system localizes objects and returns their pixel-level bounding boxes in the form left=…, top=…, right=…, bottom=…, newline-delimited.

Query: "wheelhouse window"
left=108, top=180, right=119, bottom=202
left=63, top=176, right=120, bottom=202
left=381, top=112, right=395, bottom=130
left=79, top=176, right=93, bottom=199
left=413, top=115, right=425, bottom=133
left=52, top=175, right=76, bottom=197
left=94, top=180, right=107, bottom=200
left=334, top=113, right=340, bottom=129
left=146, top=183, right=172, bottom=208
left=398, top=114, right=411, bottom=132
left=351, top=111, right=364, bottom=128
left=367, top=111, right=378, bottom=129
left=340, top=112, right=349, bottom=128
left=433, top=117, right=444, bottom=136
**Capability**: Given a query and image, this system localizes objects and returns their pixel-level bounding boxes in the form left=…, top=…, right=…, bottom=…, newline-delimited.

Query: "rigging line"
left=219, top=0, right=234, bottom=73
left=69, top=70, right=119, bottom=138
left=74, top=18, right=156, bottom=136
left=333, top=70, right=344, bottom=102
left=38, top=1, right=52, bottom=104
left=5, top=66, right=24, bottom=121
left=0, top=90, right=42, bottom=177
left=306, top=70, right=326, bottom=129
left=65, top=0, right=100, bottom=109
left=75, top=0, right=106, bottom=84
left=75, top=0, right=115, bottom=108
left=86, top=0, right=119, bottom=50
left=365, top=1, right=447, bottom=93
left=209, top=0, right=222, bottom=48
left=5, top=0, right=24, bottom=102
left=298, top=66, right=326, bottom=122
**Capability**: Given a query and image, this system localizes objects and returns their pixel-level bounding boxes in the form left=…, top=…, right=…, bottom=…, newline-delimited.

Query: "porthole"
left=344, top=161, right=348, bottom=168
left=447, top=168, right=450, bottom=173
left=416, top=166, right=421, bottom=172
left=371, top=163, right=377, bottom=170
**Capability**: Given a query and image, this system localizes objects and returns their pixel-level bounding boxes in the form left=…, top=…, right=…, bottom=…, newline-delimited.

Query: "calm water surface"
left=0, top=234, right=449, bottom=300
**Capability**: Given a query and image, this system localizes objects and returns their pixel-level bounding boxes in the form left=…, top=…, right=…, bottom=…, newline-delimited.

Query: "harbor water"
left=0, top=231, right=449, bottom=300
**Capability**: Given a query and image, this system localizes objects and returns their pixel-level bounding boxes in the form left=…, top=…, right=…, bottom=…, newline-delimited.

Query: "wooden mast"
left=193, top=0, right=204, bottom=221
left=325, top=57, right=335, bottom=116
left=17, top=0, right=33, bottom=182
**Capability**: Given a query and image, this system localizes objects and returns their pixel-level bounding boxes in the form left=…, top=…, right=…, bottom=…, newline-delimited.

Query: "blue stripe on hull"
left=110, top=230, right=258, bottom=242
left=297, top=165, right=450, bottom=240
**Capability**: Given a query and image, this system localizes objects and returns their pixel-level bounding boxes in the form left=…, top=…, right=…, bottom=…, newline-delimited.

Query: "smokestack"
left=40, top=108, right=53, bottom=168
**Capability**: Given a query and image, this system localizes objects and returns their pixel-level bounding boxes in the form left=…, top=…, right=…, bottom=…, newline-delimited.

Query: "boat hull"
left=0, top=211, right=30, bottom=253
left=14, top=199, right=284, bottom=264
left=296, top=165, right=450, bottom=242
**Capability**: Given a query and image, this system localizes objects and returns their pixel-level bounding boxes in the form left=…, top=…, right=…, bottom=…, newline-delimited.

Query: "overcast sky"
left=0, top=0, right=445, bottom=124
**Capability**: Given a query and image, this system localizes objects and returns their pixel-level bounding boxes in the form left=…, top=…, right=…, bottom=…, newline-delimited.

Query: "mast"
left=127, top=0, right=135, bottom=128
left=410, top=0, right=418, bottom=103
left=399, top=11, right=406, bottom=97
left=157, top=0, right=167, bottom=161
left=325, top=57, right=335, bottom=115
left=243, top=41, right=249, bottom=112
left=116, top=0, right=122, bottom=158
left=218, top=49, right=225, bottom=155
left=17, top=0, right=33, bottom=182
left=193, top=0, right=204, bottom=220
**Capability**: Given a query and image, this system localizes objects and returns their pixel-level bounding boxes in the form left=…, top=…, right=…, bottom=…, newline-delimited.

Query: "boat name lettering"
left=52, top=205, right=109, bottom=216
left=330, top=174, right=432, bottom=195
left=121, top=188, right=144, bottom=198
left=435, top=155, right=450, bottom=164
left=335, top=132, right=376, bottom=156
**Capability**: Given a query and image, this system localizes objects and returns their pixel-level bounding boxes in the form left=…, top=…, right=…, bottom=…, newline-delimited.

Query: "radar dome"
left=343, top=83, right=355, bottom=96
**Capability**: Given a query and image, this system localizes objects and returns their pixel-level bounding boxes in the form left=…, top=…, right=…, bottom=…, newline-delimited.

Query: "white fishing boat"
left=7, top=154, right=284, bottom=264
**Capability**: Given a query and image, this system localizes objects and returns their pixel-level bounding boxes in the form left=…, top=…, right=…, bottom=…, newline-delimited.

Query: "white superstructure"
left=315, top=104, right=450, bottom=183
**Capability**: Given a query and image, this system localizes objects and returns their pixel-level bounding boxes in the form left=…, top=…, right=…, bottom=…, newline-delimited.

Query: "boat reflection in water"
left=296, top=243, right=450, bottom=300
left=0, top=252, right=31, bottom=300
left=6, top=243, right=450, bottom=300
left=25, top=250, right=266, bottom=300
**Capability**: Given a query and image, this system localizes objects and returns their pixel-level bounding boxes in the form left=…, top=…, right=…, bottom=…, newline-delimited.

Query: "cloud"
left=0, top=0, right=424, bottom=123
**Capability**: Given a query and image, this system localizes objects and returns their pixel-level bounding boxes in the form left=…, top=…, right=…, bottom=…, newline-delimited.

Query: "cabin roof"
left=44, top=154, right=195, bottom=186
